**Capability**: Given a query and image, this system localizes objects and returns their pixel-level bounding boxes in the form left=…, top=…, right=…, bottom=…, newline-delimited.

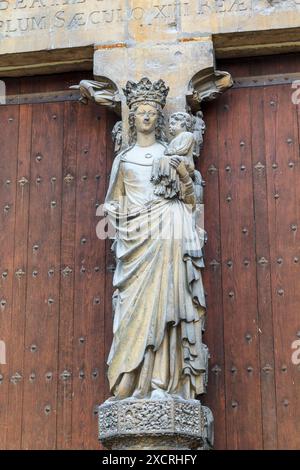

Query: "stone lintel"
left=1, top=27, right=300, bottom=78
left=214, top=26, right=300, bottom=58
left=0, top=46, right=94, bottom=78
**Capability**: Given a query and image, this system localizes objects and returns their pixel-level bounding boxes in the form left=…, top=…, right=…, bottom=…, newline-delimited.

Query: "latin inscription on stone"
left=1, top=0, right=300, bottom=57
left=1, top=0, right=300, bottom=37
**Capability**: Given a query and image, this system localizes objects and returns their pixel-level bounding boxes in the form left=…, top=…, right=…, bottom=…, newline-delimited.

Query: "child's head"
left=169, top=112, right=194, bottom=136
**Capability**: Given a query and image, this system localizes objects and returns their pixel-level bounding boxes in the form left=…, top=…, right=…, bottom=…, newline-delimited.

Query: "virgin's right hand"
left=169, top=156, right=183, bottom=169
left=170, top=156, right=188, bottom=178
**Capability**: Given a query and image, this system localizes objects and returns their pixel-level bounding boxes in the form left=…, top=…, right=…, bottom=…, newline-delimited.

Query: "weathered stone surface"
left=93, top=39, right=215, bottom=142
left=1, top=0, right=300, bottom=59
left=0, top=0, right=126, bottom=54
left=92, top=40, right=233, bottom=144
left=98, top=398, right=208, bottom=450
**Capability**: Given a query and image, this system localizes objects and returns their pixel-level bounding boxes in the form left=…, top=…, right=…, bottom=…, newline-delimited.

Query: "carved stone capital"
left=98, top=398, right=212, bottom=450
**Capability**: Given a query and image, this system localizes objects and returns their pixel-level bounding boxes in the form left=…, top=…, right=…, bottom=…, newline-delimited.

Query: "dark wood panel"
left=56, top=100, right=78, bottom=449
left=220, top=88, right=262, bottom=450
left=264, top=83, right=300, bottom=449
left=200, top=102, right=227, bottom=450
left=21, top=101, right=63, bottom=449
left=71, top=103, right=108, bottom=450
left=250, top=86, right=277, bottom=450
left=0, top=104, right=20, bottom=450
left=6, top=104, right=32, bottom=450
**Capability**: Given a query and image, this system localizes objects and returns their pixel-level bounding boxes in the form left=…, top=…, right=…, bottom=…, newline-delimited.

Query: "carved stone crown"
left=123, top=77, right=169, bottom=109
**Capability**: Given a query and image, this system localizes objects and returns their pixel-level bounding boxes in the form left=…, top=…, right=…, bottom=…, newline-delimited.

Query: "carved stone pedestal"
left=98, top=398, right=213, bottom=450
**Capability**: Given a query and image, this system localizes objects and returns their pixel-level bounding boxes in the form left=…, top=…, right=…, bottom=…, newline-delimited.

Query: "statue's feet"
left=130, top=390, right=144, bottom=399
left=104, top=395, right=118, bottom=402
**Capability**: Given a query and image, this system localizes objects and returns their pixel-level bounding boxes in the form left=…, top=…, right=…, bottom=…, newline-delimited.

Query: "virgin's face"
left=134, top=104, right=158, bottom=134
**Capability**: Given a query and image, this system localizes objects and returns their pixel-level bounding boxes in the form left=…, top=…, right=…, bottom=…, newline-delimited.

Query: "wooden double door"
left=1, top=54, right=300, bottom=449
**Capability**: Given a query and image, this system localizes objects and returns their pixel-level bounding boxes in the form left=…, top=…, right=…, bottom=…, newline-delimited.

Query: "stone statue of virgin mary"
left=104, top=77, right=208, bottom=403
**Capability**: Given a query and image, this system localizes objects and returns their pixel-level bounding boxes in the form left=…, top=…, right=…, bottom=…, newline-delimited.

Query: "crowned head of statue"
left=123, top=77, right=169, bottom=145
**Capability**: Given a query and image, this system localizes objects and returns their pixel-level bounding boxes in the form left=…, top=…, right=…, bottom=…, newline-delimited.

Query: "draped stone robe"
left=104, top=141, right=208, bottom=400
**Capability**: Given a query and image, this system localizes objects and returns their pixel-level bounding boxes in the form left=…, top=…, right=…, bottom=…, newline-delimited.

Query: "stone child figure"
left=166, top=111, right=195, bottom=174
left=151, top=112, right=196, bottom=206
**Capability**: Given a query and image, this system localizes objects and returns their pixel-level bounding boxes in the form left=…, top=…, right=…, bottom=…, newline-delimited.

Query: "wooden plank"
left=264, top=83, right=300, bottom=449
left=250, top=85, right=278, bottom=449
left=218, top=86, right=263, bottom=449
left=21, top=102, right=63, bottom=449
left=0, top=103, right=20, bottom=450
left=55, top=101, right=78, bottom=449
left=216, top=89, right=239, bottom=450
left=5, top=103, right=32, bottom=450
left=200, top=101, right=226, bottom=450
left=71, top=103, right=107, bottom=449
